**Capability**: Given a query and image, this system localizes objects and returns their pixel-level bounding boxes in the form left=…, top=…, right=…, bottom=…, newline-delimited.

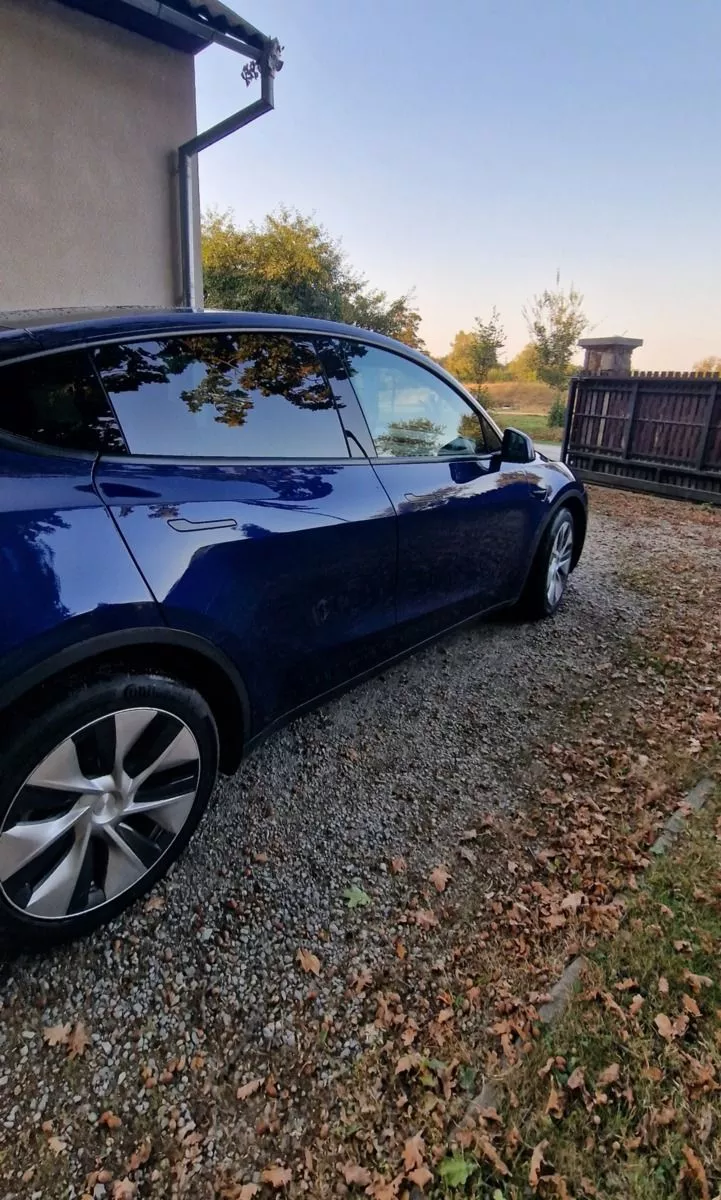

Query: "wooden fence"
left=562, top=372, right=721, bottom=504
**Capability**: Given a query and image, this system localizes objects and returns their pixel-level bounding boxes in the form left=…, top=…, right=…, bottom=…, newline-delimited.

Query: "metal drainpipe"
left=178, top=55, right=278, bottom=310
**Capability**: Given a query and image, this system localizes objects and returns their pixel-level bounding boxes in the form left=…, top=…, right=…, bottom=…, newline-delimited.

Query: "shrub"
left=548, top=395, right=567, bottom=429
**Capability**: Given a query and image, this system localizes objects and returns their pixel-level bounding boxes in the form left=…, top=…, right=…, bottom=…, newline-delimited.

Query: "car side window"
left=480, top=413, right=502, bottom=454
left=0, top=351, right=126, bottom=453
left=94, top=333, right=349, bottom=458
left=342, top=342, right=491, bottom=459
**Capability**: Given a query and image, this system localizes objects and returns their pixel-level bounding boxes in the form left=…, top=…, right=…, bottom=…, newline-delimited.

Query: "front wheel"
left=0, top=671, right=218, bottom=949
left=521, top=507, right=575, bottom=619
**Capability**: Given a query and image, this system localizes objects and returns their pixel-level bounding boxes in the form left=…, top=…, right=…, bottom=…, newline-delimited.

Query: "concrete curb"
left=461, top=775, right=716, bottom=1128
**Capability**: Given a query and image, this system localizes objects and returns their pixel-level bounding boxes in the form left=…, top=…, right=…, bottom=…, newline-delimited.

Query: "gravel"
left=0, top=504, right=652, bottom=1194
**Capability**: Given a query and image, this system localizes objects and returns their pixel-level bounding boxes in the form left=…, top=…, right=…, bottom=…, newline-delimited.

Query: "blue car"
left=0, top=309, right=586, bottom=946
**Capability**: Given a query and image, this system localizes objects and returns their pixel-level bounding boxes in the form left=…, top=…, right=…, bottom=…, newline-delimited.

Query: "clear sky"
left=195, top=0, right=721, bottom=369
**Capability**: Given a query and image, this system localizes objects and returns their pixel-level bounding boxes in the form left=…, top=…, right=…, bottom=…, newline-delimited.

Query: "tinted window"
left=95, top=333, right=348, bottom=458
left=0, top=351, right=125, bottom=453
left=480, top=413, right=502, bottom=454
left=342, top=343, right=492, bottom=458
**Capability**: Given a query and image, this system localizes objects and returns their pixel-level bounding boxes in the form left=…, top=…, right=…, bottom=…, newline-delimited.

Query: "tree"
left=504, top=342, right=539, bottom=382
left=693, top=355, right=721, bottom=374
left=524, top=274, right=587, bottom=391
left=441, top=330, right=477, bottom=381
left=468, top=308, right=505, bottom=395
left=201, top=207, right=425, bottom=350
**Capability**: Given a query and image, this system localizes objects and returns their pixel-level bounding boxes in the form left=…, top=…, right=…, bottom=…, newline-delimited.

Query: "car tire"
left=521, top=506, right=575, bottom=619
left=0, top=669, right=218, bottom=951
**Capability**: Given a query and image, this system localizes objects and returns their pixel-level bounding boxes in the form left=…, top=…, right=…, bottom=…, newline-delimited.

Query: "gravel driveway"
left=0, top=501, right=650, bottom=1197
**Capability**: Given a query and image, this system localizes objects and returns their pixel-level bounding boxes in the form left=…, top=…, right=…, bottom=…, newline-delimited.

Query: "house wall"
left=0, top=0, right=199, bottom=311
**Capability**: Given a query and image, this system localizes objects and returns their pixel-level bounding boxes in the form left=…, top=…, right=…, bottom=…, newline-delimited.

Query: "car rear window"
left=0, top=351, right=126, bottom=453
left=94, top=333, right=349, bottom=459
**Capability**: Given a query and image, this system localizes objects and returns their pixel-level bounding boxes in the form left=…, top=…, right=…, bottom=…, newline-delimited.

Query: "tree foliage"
left=692, top=355, right=721, bottom=374
left=524, top=275, right=587, bottom=391
left=504, top=342, right=539, bottom=382
left=441, top=330, right=477, bottom=381
left=468, top=308, right=506, bottom=393
left=201, top=208, right=425, bottom=350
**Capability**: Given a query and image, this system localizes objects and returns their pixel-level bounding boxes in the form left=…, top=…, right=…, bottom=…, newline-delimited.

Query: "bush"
left=548, top=395, right=567, bottom=429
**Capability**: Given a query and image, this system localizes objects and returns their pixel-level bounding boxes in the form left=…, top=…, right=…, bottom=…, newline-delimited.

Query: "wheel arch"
left=0, top=629, right=250, bottom=775
left=561, top=491, right=587, bottom=568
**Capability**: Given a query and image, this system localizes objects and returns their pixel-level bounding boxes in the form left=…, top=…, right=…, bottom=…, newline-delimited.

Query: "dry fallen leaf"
left=597, top=1063, right=620, bottom=1086
left=567, top=1067, right=585, bottom=1090
left=529, top=1140, right=548, bottom=1189
left=407, top=1165, right=433, bottom=1189
left=237, top=1187, right=260, bottom=1200
left=672, top=1012, right=690, bottom=1039
left=111, top=1181, right=137, bottom=1200
left=236, top=1077, right=264, bottom=1101
left=68, top=1021, right=90, bottom=1060
left=629, top=994, right=644, bottom=1017
left=144, top=895, right=165, bottom=912
left=390, top=856, right=407, bottom=875
left=545, top=1081, right=565, bottom=1118
left=682, top=993, right=702, bottom=1018
left=47, top=1136, right=67, bottom=1156
left=655, top=1013, right=674, bottom=1041
left=126, top=1140, right=151, bottom=1171
left=683, top=970, right=713, bottom=993
left=560, top=891, right=583, bottom=913
left=477, top=1135, right=509, bottom=1176
left=395, top=1053, right=421, bottom=1075
left=43, top=1023, right=71, bottom=1047
left=296, top=948, right=321, bottom=976
left=402, top=1134, right=425, bottom=1171
left=414, top=909, right=439, bottom=929
left=351, top=967, right=373, bottom=994
left=261, top=1166, right=292, bottom=1189
left=547, top=1175, right=571, bottom=1200
left=680, top=1144, right=709, bottom=1200
left=98, top=1111, right=122, bottom=1130
left=615, top=977, right=638, bottom=991
left=430, top=865, right=450, bottom=893
left=341, top=1162, right=372, bottom=1187
left=658, top=977, right=670, bottom=995
left=254, top=851, right=269, bottom=864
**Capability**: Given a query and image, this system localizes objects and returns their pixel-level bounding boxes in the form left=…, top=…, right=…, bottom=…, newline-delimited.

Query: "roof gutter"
left=118, top=0, right=267, bottom=57
left=119, top=1, right=282, bottom=310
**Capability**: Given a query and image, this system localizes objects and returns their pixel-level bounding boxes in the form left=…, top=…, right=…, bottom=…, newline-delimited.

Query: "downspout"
left=178, top=43, right=282, bottom=310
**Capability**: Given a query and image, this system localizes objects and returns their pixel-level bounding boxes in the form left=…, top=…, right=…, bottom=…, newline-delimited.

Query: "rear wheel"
left=521, top=507, right=575, bottom=619
left=0, top=672, right=218, bottom=949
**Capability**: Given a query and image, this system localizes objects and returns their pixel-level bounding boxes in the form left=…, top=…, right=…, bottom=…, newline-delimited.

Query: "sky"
left=195, top=0, right=721, bottom=369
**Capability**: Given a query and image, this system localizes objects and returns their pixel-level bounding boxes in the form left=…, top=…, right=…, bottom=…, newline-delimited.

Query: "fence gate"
left=562, top=372, right=721, bottom=504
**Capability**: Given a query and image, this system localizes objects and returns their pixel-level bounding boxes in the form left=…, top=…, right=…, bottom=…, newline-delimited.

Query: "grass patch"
left=488, top=410, right=564, bottom=444
left=464, top=791, right=721, bottom=1199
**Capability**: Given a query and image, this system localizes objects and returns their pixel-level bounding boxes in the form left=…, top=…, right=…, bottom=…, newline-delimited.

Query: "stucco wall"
left=0, top=0, right=199, bottom=310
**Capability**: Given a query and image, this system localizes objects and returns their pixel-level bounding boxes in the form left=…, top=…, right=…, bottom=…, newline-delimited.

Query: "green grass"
left=488, top=410, right=564, bottom=444
left=458, top=790, right=721, bottom=1200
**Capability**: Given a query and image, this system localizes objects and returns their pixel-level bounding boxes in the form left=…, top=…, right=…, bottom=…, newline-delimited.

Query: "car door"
left=92, top=329, right=397, bottom=733
left=340, top=340, right=535, bottom=639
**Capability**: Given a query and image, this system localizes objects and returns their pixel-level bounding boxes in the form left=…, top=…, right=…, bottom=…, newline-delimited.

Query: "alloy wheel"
left=0, top=707, right=200, bottom=920
left=546, top=520, right=573, bottom=609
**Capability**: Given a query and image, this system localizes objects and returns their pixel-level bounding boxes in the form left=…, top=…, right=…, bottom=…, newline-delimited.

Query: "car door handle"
left=167, top=517, right=238, bottom=532
left=531, top=484, right=551, bottom=500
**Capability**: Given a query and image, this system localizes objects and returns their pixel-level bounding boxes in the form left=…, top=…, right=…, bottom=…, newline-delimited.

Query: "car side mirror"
left=501, top=426, right=535, bottom=464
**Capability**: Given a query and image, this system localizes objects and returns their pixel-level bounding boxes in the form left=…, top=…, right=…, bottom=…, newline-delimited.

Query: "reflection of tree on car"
left=375, top=417, right=445, bottom=457
left=96, top=334, right=335, bottom=430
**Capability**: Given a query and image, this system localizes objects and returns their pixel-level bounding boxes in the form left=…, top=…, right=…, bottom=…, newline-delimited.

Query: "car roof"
left=0, top=307, right=429, bottom=366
